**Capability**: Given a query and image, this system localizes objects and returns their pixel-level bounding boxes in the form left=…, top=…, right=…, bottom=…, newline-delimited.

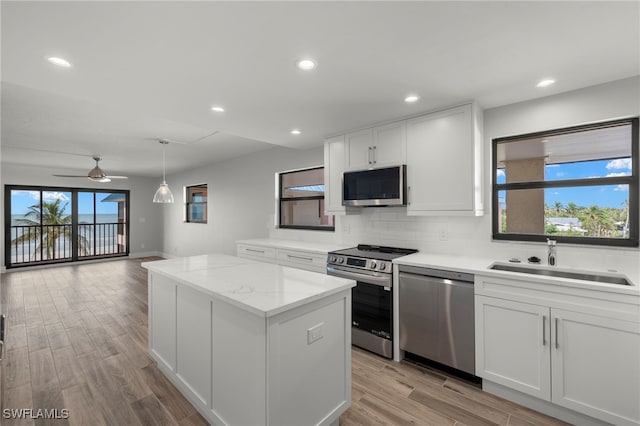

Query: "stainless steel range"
left=326, top=244, right=417, bottom=358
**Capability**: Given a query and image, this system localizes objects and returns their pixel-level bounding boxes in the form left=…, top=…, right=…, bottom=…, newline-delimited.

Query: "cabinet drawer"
left=276, top=249, right=327, bottom=272
left=237, top=244, right=276, bottom=263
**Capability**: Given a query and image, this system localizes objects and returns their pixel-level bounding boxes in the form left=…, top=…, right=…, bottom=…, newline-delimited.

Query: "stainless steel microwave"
left=342, top=165, right=406, bottom=207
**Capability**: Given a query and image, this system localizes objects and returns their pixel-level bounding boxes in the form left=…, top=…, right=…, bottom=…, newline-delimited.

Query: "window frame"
left=4, top=185, right=130, bottom=269
left=185, top=183, right=207, bottom=224
left=491, top=117, right=639, bottom=247
left=277, top=166, right=335, bottom=232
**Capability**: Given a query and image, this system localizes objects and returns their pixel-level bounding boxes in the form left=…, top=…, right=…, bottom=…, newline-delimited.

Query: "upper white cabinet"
left=346, top=122, right=406, bottom=171
left=323, top=135, right=349, bottom=214
left=406, top=103, right=483, bottom=216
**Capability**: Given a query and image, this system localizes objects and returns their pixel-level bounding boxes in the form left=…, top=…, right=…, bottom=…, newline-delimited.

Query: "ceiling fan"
left=53, top=156, right=128, bottom=183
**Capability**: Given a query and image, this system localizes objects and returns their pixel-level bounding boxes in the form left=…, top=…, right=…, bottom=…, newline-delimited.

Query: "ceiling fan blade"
left=106, top=176, right=128, bottom=179
left=53, top=174, right=88, bottom=178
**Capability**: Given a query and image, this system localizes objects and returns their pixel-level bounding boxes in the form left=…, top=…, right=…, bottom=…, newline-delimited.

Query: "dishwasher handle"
left=398, top=265, right=474, bottom=283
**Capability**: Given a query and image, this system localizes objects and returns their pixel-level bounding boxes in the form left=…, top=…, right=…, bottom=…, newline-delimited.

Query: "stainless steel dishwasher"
left=398, top=265, right=475, bottom=375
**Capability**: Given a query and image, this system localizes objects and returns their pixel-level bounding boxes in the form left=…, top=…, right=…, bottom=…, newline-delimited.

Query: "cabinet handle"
left=287, top=254, right=313, bottom=262
left=555, top=318, right=559, bottom=349
left=407, top=186, right=411, bottom=205
left=246, top=248, right=265, bottom=254
left=368, top=147, right=372, bottom=165
left=542, top=315, right=546, bottom=346
left=372, top=146, right=377, bottom=164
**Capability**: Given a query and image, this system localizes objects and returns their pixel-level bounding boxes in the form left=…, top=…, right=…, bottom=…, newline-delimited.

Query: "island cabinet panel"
left=149, top=274, right=177, bottom=372
left=144, top=254, right=354, bottom=426
left=211, top=298, right=266, bottom=426
left=268, top=295, right=350, bottom=426
left=176, top=285, right=212, bottom=407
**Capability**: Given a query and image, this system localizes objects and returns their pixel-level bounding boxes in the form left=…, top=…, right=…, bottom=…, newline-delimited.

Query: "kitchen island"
left=142, top=254, right=356, bottom=426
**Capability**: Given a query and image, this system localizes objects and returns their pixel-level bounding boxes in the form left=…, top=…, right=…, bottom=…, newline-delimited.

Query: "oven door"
left=327, top=265, right=394, bottom=357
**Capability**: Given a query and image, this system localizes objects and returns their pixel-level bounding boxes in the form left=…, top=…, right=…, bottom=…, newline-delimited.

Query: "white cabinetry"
left=149, top=273, right=176, bottom=372
left=345, top=122, right=406, bottom=171
left=476, top=274, right=640, bottom=426
left=149, top=276, right=213, bottom=409
left=236, top=243, right=276, bottom=263
left=406, top=103, right=483, bottom=216
left=323, top=135, right=351, bottom=214
left=146, top=259, right=353, bottom=426
left=237, top=240, right=335, bottom=274
left=276, top=249, right=327, bottom=274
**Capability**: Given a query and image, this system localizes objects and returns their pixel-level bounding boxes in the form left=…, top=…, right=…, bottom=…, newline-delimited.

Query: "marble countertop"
left=142, top=254, right=356, bottom=317
left=236, top=238, right=351, bottom=254
left=394, top=253, right=640, bottom=295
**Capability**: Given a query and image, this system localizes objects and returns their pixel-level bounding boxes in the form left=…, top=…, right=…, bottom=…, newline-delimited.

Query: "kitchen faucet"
left=547, top=239, right=557, bottom=266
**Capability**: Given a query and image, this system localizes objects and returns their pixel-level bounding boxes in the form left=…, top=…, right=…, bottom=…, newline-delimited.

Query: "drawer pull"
left=287, top=254, right=313, bottom=262
left=246, top=248, right=265, bottom=254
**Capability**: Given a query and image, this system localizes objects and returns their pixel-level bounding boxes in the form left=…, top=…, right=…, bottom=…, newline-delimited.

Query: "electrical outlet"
left=438, top=228, right=448, bottom=241
left=307, top=322, right=324, bottom=344
left=140, top=243, right=145, bottom=249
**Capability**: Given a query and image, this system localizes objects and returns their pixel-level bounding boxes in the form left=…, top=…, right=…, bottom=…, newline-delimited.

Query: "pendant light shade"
left=153, top=140, right=174, bottom=203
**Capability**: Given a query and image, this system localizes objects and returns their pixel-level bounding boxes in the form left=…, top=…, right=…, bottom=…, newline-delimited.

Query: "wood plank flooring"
left=0, top=258, right=569, bottom=426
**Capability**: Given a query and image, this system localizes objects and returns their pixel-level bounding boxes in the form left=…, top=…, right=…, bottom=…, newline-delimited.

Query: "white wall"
left=1, top=163, right=163, bottom=270
left=160, top=146, right=325, bottom=257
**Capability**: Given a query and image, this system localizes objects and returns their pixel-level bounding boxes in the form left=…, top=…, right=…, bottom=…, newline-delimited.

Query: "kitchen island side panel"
left=211, top=297, right=267, bottom=426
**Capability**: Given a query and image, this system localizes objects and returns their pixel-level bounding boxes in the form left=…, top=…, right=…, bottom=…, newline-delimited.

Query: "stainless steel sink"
left=489, top=263, right=632, bottom=286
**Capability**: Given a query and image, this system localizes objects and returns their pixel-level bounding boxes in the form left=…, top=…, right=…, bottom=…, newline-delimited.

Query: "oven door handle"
left=327, top=266, right=392, bottom=287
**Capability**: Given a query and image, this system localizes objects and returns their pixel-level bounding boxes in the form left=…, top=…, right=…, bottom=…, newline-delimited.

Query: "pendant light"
left=153, top=140, right=174, bottom=203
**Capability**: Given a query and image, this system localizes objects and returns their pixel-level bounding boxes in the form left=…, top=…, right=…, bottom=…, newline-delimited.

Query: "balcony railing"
left=9, top=223, right=126, bottom=266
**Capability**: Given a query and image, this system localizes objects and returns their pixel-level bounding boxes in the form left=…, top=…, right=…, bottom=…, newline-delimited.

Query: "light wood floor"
left=0, top=258, right=569, bottom=426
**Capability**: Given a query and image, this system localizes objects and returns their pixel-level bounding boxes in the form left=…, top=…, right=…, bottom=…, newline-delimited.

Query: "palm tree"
left=11, top=199, right=89, bottom=260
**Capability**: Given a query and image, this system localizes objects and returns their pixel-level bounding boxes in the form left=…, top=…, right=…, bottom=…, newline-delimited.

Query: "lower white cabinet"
left=149, top=273, right=177, bottom=372
left=236, top=243, right=276, bottom=263
left=476, top=282, right=640, bottom=426
left=237, top=242, right=328, bottom=274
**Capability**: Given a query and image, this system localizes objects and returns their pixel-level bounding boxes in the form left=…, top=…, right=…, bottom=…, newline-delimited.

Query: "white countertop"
left=142, top=254, right=356, bottom=317
left=237, top=238, right=351, bottom=254
left=394, top=252, right=640, bottom=295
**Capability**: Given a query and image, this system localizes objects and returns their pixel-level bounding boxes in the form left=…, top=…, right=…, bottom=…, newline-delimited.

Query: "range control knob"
left=329, top=256, right=336, bottom=263
left=338, top=257, right=345, bottom=264
left=379, top=263, right=386, bottom=271
left=370, top=260, right=377, bottom=269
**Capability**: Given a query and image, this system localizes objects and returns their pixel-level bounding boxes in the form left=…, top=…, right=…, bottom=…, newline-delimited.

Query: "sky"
left=497, top=158, right=631, bottom=209
left=10, top=190, right=118, bottom=217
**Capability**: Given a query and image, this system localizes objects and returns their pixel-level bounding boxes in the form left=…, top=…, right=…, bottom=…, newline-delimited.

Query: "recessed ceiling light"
left=296, top=58, right=317, bottom=71
left=47, top=57, right=72, bottom=68
left=536, top=79, right=556, bottom=88
left=290, top=129, right=301, bottom=135
left=404, top=95, right=419, bottom=103
left=211, top=106, right=225, bottom=113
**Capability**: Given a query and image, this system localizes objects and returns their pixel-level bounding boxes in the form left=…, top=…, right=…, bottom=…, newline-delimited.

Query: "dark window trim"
left=185, top=184, right=208, bottom=224
left=4, top=185, right=130, bottom=269
left=278, top=166, right=335, bottom=232
left=491, top=117, right=639, bottom=247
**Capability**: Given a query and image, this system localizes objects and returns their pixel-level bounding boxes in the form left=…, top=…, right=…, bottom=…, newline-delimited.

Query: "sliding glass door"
left=5, top=186, right=129, bottom=268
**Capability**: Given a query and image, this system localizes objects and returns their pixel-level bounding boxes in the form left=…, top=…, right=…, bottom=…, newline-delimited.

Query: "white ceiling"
left=2, top=1, right=639, bottom=178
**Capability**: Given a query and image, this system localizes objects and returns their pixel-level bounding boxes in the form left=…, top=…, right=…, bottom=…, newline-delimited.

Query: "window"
left=278, top=166, right=335, bottom=231
left=186, top=184, right=207, bottom=223
left=5, top=186, right=129, bottom=268
left=492, top=118, right=638, bottom=247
